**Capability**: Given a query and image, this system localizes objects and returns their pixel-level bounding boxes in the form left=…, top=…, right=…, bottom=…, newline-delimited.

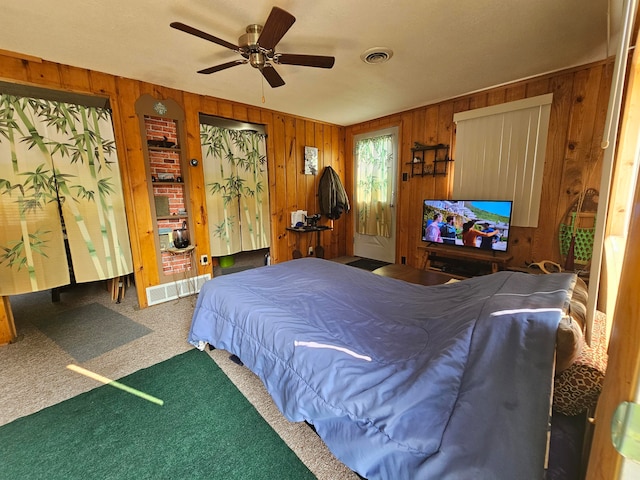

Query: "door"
left=353, top=127, right=398, bottom=263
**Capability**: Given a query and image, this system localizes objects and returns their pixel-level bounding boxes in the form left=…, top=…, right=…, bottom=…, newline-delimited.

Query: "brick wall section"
left=153, top=185, right=185, bottom=216
left=161, top=251, right=193, bottom=274
left=145, top=115, right=191, bottom=274
left=145, top=115, right=178, bottom=145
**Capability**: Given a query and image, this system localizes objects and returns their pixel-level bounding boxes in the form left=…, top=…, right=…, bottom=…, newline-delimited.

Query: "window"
left=453, top=94, right=553, bottom=227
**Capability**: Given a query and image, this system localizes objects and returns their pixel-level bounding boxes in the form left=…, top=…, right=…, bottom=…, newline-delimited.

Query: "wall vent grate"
left=145, top=274, right=211, bottom=307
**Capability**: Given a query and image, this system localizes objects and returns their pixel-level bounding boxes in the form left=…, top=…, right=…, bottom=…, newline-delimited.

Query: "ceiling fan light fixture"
left=239, top=24, right=262, bottom=54
left=249, top=52, right=266, bottom=69
left=361, top=47, right=393, bottom=64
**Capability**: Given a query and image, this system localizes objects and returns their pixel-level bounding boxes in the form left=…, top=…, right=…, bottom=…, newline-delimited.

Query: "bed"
left=189, top=257, right=582, bottom=479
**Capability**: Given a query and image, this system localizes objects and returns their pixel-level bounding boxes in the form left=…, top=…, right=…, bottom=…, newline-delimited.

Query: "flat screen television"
left=421, top=200, right=513, bottom=252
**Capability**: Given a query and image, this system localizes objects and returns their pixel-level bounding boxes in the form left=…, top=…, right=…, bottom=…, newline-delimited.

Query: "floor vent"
left=145, top=274, right=211, bottom=307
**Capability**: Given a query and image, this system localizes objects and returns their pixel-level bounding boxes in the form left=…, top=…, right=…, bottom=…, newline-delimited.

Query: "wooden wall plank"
left=294, top=118, right=306, bottom=216
left=304, top=120, right=317, bottom=214
left=526, top=77, right=552, bottom=97
left=283, top=116, right=298, bottom=257
left=345, top=60, right=612, bottom=273
left=113, top=77, right=156, bottom=306
left=88, top=71, right=117, bottom=97
left=435, top=102, right=454, bottom=199
left=269, top=114, right=288, bottom=261
left=505, top=84, right=527, bottom=102
left=0, top=297, right=16, bottom=345
left=329, top=124, right=346, bottom=258
left=487, top=88, right=506, bottom=106
left=183, top=92, right=211, bottom=277
left=201, top=97, right=219, bottom=116
left=528, top=71, right=575, bottom=265
left=26, top=61, right=62, bottom=87
left=232, top=103, right=249, bottom=122
left=59, top=65, right=91, bottom=92
left=217, top=101, right=233, bottom=120
left=247, top=107, right=262, bottom=125
left=0, top=56, right=30, bottom=81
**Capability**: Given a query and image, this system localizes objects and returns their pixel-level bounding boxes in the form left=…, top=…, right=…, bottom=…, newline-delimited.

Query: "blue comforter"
left=189, top=258, right=576, bottom=479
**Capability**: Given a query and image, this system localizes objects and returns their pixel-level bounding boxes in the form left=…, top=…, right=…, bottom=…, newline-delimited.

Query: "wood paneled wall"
left=0, top=51, right=612, bottom=315
left=346, top=60, right=614, bottom=271
left=0, top=53, right=346, bottom=310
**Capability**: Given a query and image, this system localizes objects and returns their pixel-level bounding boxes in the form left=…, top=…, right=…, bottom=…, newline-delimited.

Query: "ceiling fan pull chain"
left=262, top=75, right=266, bottom=104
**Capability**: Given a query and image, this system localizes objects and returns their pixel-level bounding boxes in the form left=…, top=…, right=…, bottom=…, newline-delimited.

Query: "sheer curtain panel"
left=0, top=95, right=133, bottom=296
left=200, top=125, right=270, bottom=256
left=355, top=134, right=394, bottom=237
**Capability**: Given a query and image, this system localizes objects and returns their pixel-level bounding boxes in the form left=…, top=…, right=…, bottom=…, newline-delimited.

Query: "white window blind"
left=453, top=94, right=553, bottom=227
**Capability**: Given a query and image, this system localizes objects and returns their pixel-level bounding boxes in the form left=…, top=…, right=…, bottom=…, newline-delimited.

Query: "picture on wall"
left=304, top=146, right=318, bottom=175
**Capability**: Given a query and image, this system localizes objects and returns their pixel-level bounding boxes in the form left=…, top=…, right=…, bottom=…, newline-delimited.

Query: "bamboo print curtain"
left=0, top=95, right=133, bottom=296
left=200, top=125, right=270, bottom=256
left=355, top=134, right=393, bottom=237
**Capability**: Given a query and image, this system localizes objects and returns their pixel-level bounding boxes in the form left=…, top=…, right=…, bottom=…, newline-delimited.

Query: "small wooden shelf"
left=147, top=145, right=181, bottom=152
left=157, top=214, right=188, bottom=220
left=286, top=225, right=332, bottom=259
left=408, top=143, right=453, bottom=177
left=286, top=225, right=332, bottom=232
left=152, top=180, right=185, bottom=186
left=166, top=245, right=194, bottom=255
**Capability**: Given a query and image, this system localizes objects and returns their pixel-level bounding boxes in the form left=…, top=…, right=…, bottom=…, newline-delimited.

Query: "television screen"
left=421, top=200, right=513, bottom=252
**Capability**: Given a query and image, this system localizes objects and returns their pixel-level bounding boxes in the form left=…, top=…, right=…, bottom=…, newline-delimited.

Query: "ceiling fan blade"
left=276, top=53, right=335, bottom=69
left=257, top=7, right=296, bottom=50
left=170, top=22, right=239, bottom=52
left=260, top=65, right=285, bottom=88
left=198, top=60, right=246, bottom=74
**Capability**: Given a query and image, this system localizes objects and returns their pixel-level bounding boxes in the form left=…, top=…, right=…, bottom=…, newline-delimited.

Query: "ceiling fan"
left=170, top=6, right=335, bottom=88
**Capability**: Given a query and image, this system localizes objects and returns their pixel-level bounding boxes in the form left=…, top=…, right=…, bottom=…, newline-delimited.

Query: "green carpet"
left=0, top=349, right=315, bottom=480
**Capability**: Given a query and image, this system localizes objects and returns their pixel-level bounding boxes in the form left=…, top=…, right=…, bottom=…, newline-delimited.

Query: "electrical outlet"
left=308, top=246, right=314, bottom=256
left=200, top=254, right=209, bottom=266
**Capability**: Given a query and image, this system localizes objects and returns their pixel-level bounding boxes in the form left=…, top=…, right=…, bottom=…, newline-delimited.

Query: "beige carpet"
left=0, top=279, right=357, bottom=480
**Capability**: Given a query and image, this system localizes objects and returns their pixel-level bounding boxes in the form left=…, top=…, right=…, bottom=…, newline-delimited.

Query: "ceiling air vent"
left=361, top=47, right=393, bottom=65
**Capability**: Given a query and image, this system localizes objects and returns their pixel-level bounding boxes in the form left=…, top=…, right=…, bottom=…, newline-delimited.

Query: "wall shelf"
left=157, top=215, right=188, bottom=220
left=148, top=145, right=181, bottom=152
left=408, top=142, right=453, bottom=177
left=151, top=180, right=184, bottom=185
left=135, top=94, right=193, bottom=283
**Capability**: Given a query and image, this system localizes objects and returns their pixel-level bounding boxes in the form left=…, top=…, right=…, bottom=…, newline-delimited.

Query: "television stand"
left=418, top=245, right=513, bottom=277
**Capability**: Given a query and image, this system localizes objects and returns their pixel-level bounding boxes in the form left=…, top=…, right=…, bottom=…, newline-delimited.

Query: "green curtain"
left=0, top=95, right=133, bottom=296
left=200, top=125, right=270, bottom=256
left=355, top=134, right=393, bottom=237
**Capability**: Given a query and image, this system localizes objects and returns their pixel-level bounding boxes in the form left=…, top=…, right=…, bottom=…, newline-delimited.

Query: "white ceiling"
left=1, top=0, right=623, bottom=126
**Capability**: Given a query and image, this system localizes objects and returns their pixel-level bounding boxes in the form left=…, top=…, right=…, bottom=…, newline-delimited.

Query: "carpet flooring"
left=31, top=302, right=152, bottom=362
left=2, top=279, right=359, bottom=480
left=219, top=265, right=256, bottom=275
left=346, top=258, right=391, bottom=271
left=0, top=349, right=315, bottom=480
